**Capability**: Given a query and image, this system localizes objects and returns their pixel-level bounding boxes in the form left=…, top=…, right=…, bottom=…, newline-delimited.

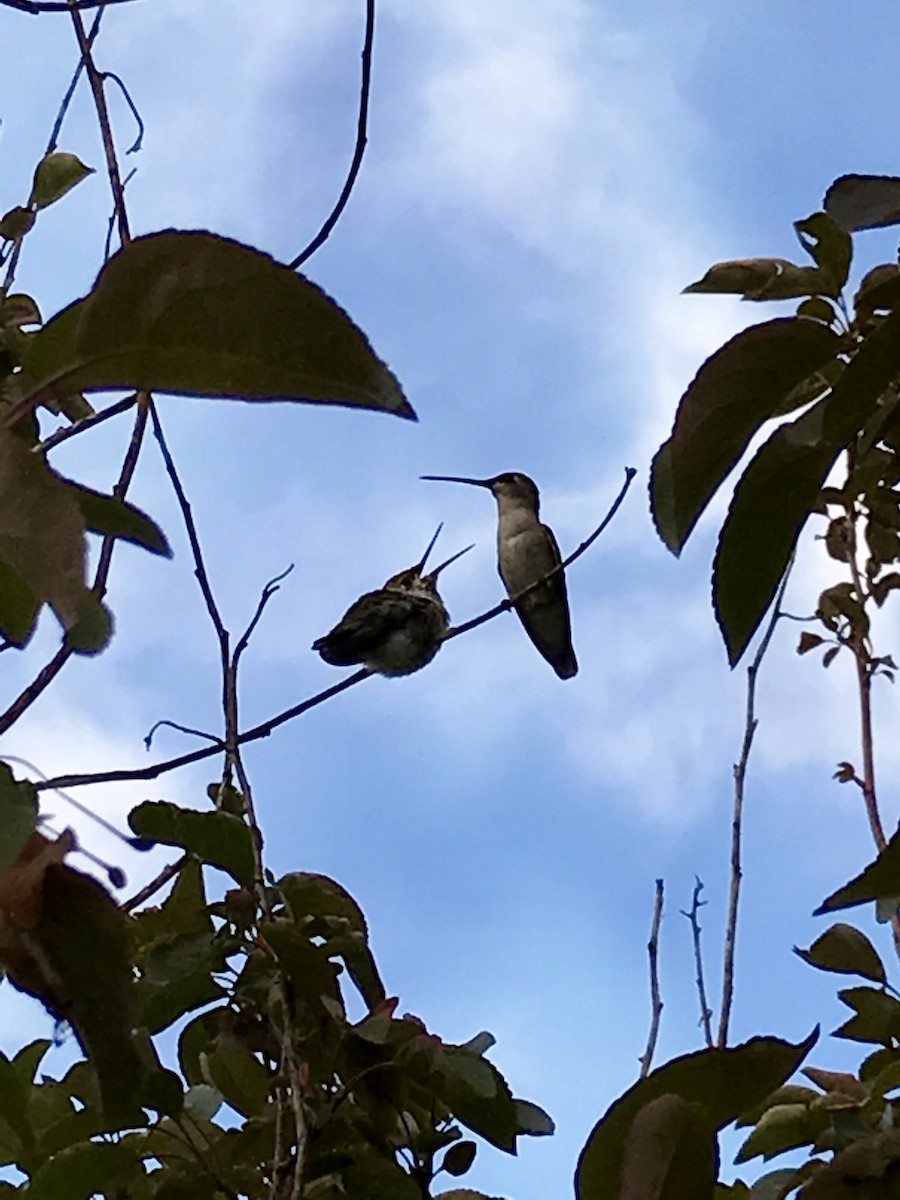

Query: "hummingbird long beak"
left=420, top=475, right=493, bottom=489
left=428, top=543, right=475, bottom=579
left=416, top=522, right=444, bottom=572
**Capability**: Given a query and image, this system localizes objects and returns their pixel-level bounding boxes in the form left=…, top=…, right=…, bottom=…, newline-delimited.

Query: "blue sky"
left=3, top=2, right=900, bottom=1195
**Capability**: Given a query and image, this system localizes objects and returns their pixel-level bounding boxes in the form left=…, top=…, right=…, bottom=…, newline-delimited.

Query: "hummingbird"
left=312, top=525, right=473, bottom=676
left=420, top=472, right=578, bottom=679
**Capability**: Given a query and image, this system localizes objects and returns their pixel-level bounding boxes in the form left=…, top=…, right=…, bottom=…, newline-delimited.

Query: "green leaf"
left=0, top=207, right=35, bottom=241
left=67, top=482, right=171, bottom=556
left=832, top=987, right=900, bottom=1046
left=64, top=592, right=113, bottom=656
left=31, top=152, right=94, bottom=211
left=575, top=1031, right=817, bottom=1200
left=825, top=174, right=900, bottom=233
left=0, top=425, right=101, bottom=649
left=0, top=295, right=41, bottom=328
left=713, top=304, right=900, bottom=663
left=434, top=1047, right=519, bottom=1154
left=0, top=1053, right=35, bottom=1163
left=747, top=1167, right=813, bottom=1200
left=794, top=923, right=887, bottom=984
left=0, top=764, right=37, bottom=873
left=202, top=1035, right=272, bottom=1119
left=25, top=1141, right=139, bottom=1200
left=19, top=230, right=415, bottom=420
left=136, top=930, right=227, bottom=1033
left=794, top=212, right=852, bottom=295
left=619, top=1094, right=718, bottom=1200
left=129, top=801, right=255, bottom=887
left=736, top=1103, right=829, bottom=1163
left=514, top=1098, right=554, bottom=1137
left=683, top=258, right=818, bottom=300
left=816, top=826, right=900, bottom=914
left=800, top=1128, right=900, bottom=1198
left=650, top=318, right=839, bottom=553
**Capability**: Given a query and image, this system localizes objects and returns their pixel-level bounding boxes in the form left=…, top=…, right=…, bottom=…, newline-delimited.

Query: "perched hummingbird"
left=421, top=472, right=578, bottom=679
left=312, top=525, right=473, bottom=676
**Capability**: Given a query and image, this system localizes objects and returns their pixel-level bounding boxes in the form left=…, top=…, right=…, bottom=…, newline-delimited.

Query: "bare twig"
left=289, top=0, right=375, bottom=269
left=122, top=854, right=188, bottom=912
left=718, top=561, right=793, bottom=1048
left=144, top=720, right=220, bottom=750
left=69, top=5, right=130, bottom=245
left=233, top=565, right=295, bottom=671
left=681, top=878, right=713, bottom=1048
left=35, top=393, right=137, bottom=452
left=639, top=878, right=664, bottom=1077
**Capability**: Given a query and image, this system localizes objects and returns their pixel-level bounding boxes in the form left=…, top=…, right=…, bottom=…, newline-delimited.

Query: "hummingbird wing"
left=313, top=588, right=437, bottom=666
left=508, top=523, right=578, bottom=680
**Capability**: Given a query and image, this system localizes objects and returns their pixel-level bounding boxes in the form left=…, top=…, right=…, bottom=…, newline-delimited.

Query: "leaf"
left=794, top=924, right=887, bottom=985
left=66, top=482, right=171, bottom=556
left=575, top=1032, right=817, bottom=1200
left=794, top=213, right=852, bottom=296
left=651, top=318, right=840, bottom=553
left=713, top=303, right=900, bottom=664
left=854, top=265, right=900, bottom=319
left=0, top=295, right=41, bottom=328
left=825, top=174, right=900, bottom=232
left=136, top=930, right=227, bottom=1033
left=443, top=1140, right=477, bottom=1177
left=0, top=764, right=37, bottom=874
left=0, top=425, right=106, bottom=650
left=514, top=1098, right=555, bottom=1136
left=25, top=1142, right=139, bottom=1200
left=816, top=826, right=900, bottom=914
left=796, top=297, right=836, bottom=325
left=129, top=801, right=255, bottom=887
left=619, top=1094, right=718, bottom=1200
left=832, top=987, right=900, bottom=1046
left=202, top=1033, right=272, bottom=1118
left=801, top=1128, right=900, bottom=1199
left=434, top=1046, right=519, bottom=1153
left=747, top=1166, right=814, bottom=1200
left=31, top=152, right=94, bottom=211
left=735, top=1103, right=829, bottom=1163
left=683, top=258, right=824, bottom=301
left=797, top=631, right=825, bottom=655
left=19, top=230, right=415, bottom=420
left=0, top=207, right=35, bottom=241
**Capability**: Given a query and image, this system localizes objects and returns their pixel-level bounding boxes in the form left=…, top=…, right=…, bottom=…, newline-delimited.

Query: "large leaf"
left=0, top=764, right=37, bottom=874
left=816, top=828, right=900, bottom=915
left=825, top=174, right=900, bottom=233
left=714, top=304, right=900, bottom=664
left=19, top=230, right=415, bottom=420
left=575, top=1032, right=817, bottom=1200
left=794, top=924, right=886, bottom=985
left=67, top=483, right=171, bottom=557
left=651, top=318, right=840, bottom=553
left=129, top=801, right=255, bottom=887
left=0, top=424, right=110, bottom=652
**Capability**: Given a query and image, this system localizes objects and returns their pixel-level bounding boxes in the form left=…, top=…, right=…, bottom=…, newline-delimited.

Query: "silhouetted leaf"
left=651, top=319, right=839, bottom=554
left=736, top=1103, right=829, bottom=1163
left=794, top=923, right=886, bottom=984
left=19, top=231, right=415, bottom=420
left=129, top=801, right=255, bottom=887
left=825, top=174, right=900, bottom=232
left=67, top=483, right=171, bottom=557
left=714, top=304, right=900, bottom=663
left=801, top=1128, right=900, bottom=1199
left=575, top=1032, right=817, bottom=1200
left=832, top=987, right=900, bottom=1046
left=0, top=765, right=37, bottom=874
left=816, top=827, right=900, bottom=914
left=25, top=1141, right=138, bottom=1200
left=619, top=1093, right=718, bottom=1200
left=794, top=213, right=852, bottom=295
left=443, top=1140, right=477, bottom=1177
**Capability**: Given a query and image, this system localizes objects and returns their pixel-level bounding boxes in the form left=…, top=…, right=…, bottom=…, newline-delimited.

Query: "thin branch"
left=69, top=5, right=130, bottom=245
left=33, top=469, right=637, bottom=793
left=144, top=719, right=220, bottom=750
left=639, top=878, right=664, bottom=1078
left=150, top=402, right=228, bottom=641
left=100, top=70, right=144, bottom=153
left=233, top=565, right=295, bottom=671
left=2, top=0, right=139, bottom=10
left=718, top=559, right=793, bottom=1048
left=445, top=466, right=637, bottom=642
left=46, top=8, right=103, bottom=152
left=681, top=878, right=713, bottom=1049
left=122, top=855, right=188, bottom=911
left=34, top=392, right=137, bottom=452
left=289, top=0, right=375, bottom=269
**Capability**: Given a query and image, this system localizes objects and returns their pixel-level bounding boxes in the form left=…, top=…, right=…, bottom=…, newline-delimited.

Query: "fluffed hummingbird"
left=420, top=472, right=578, bottom=679
left=312, top=525, right=473, bottom=676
